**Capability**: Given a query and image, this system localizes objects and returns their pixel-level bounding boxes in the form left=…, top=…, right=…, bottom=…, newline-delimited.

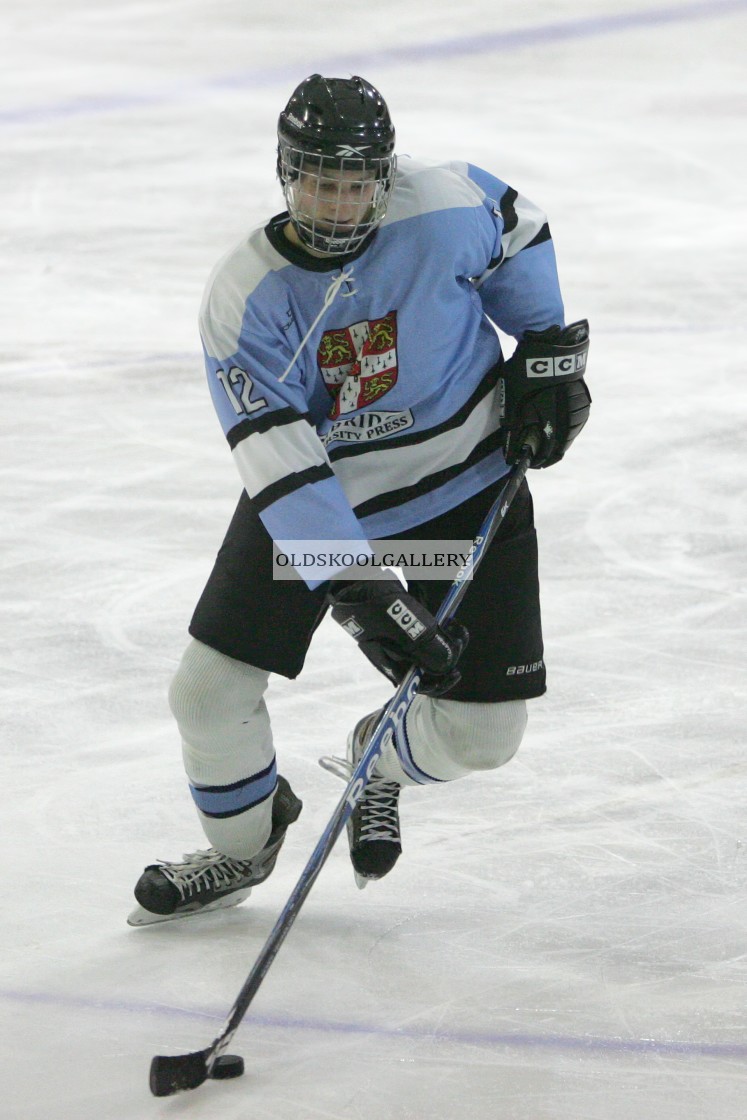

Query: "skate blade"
left=127, top=888, right=252, bottom=927
left=354, top=872, right=369, bottom=891
left=318, top=754, right=351, bottom=780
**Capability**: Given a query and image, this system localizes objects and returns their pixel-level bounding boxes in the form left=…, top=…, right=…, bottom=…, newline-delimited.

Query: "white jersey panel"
left=381, top=157, right=486, bottom=226
left=333, top=383, right=503, bottom=510
left=200, top=230, right=292, bottom=362
left=231, top=417, right=331, bottom=501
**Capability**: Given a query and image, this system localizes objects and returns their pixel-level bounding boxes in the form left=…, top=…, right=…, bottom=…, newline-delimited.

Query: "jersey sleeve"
left=465, top=163, right=565, bottom=339
left=200, top=263, right=372, bottom=589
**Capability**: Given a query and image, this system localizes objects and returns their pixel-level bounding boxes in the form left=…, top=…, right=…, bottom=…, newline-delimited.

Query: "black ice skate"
left=127, top=775, right=302, bottom=926
left=321, top=712, right=402, bottom=889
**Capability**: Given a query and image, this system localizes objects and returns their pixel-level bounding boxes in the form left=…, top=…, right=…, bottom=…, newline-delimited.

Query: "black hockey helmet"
left=277, top=75, right=396, bottom=256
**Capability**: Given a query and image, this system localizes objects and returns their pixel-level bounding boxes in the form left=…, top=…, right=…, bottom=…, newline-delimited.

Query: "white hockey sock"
left=375, top=695, right=527, bottom=785
left=168, top=639, right=275, bottom=860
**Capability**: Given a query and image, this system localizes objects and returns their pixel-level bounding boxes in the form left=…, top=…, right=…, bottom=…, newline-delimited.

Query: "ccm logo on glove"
left=526, top=352, right=587, bottom=378
left=329, top=576, right=469, bottom=696
left=386, top=599, right=427, bottom=640
left=501, top=319, right=591, bottom=468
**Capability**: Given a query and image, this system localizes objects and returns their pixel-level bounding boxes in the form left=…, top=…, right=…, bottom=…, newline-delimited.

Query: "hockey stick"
left=149, top=442, right=536, bottom=1097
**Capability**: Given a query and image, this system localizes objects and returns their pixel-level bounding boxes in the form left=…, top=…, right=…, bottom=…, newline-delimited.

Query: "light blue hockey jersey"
left=199, top=156, right=565, bottom=586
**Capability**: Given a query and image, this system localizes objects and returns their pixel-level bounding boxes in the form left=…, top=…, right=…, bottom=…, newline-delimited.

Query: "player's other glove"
left=329, top=576, right=469, bottom=697
left=501, top=319, right=591, bottom=468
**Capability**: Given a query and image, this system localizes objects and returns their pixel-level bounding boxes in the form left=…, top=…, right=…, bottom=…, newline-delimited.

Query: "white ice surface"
left=2, top=2, right=746, bottom=1117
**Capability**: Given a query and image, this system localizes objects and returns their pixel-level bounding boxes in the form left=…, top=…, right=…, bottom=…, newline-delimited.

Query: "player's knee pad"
left=169, top=639, right=269, bottom=740
left=439, top=698, right=527, bottom=771
left=401, top=695, right=527, bottom=781
left=169, top=639, right=272, bottom=785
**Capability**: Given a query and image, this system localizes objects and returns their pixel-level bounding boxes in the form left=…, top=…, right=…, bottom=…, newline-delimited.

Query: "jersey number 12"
left=216, top=366, right=268, bottom=416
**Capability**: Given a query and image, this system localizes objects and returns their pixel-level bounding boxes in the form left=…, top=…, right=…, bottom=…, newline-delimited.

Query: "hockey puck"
left=211, top=1054, right=245, bottom=1080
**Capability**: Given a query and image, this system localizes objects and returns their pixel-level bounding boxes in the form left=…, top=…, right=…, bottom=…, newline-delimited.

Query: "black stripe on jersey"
left=328, top=361, right=501, bottom=464
left=353, top=429, right=505, bottom=521
left=522, top=222, right=551, bottom=252
left=499, top=187, right=519, bottom=234
left=227, top=407, right=311, bottom=450
left=252, top=462, right=334, bottom=514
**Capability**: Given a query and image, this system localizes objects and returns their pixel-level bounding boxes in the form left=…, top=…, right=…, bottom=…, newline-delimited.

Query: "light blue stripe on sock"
left=189, top=759, right=277, bottom=819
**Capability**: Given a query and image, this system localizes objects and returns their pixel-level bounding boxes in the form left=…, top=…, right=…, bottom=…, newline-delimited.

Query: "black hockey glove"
left=329, top=576, right=469, bottom=697
left=501, top=320, right=591, bottom=468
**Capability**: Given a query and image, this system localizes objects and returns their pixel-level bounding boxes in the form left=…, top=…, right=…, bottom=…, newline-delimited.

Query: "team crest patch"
left=318, top=310, right=398, bottom=420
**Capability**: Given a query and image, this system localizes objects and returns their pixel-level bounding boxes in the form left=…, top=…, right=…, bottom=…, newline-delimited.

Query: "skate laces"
left=349, top=717, right=400, bottom=845
left=319, top=756, right=400, bottom=845
left=355, top=775, right=401, bottom=844
left=157, top=849, right=252, bottom=900
left=319, top=713, right=401, bottom=846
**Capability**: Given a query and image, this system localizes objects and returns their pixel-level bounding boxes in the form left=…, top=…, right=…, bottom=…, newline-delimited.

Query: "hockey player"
left=129, top=74, right=590, bottom=925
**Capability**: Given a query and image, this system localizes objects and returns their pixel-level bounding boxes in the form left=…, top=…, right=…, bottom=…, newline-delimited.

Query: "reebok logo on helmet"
left=336, top=145, right=371, bottom=157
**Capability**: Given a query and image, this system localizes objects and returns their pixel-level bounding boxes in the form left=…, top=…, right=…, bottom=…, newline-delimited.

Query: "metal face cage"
left=278, top=141, right=396, bottom=257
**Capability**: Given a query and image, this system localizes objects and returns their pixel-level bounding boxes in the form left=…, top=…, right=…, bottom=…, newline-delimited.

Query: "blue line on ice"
left=2, top=987, right=746, bottom=1060
left=1, top=1, right=746, bottom=128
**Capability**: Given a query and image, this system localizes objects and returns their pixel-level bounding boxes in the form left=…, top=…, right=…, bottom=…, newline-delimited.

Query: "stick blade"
left=150, top=1048, right=210, bottom=1097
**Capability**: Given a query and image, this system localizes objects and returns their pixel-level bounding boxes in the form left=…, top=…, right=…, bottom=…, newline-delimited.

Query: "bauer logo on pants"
left=506, top=659, right=545, bottom=676
left=526, top=352, right=587, bottom=378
